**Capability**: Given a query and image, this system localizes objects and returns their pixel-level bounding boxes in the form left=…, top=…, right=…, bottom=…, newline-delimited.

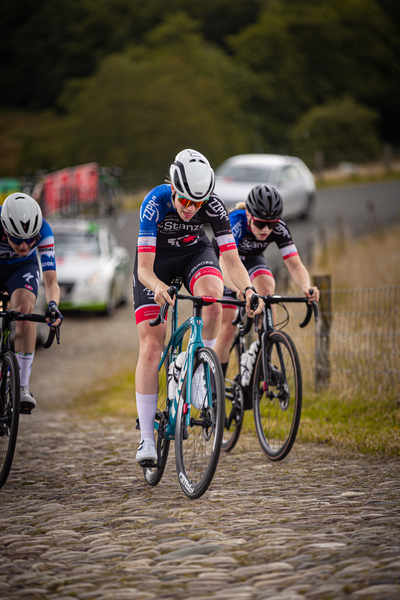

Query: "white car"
left=214, top=154, right=317, bottom=219
left=48, top=219, right=131, bottom=316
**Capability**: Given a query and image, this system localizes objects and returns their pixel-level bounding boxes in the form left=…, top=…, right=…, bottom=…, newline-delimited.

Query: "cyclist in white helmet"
left=0, top=193, right=63, bottom=412
left=133, top=149, right=263, bottom=465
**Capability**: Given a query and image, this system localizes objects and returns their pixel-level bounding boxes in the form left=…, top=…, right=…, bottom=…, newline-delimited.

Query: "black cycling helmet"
left=245, top=185, right=283, bottom=220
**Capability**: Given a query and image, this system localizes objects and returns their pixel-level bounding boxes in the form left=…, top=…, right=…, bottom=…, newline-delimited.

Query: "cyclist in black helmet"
left=213, top=184, right=319, bottom=375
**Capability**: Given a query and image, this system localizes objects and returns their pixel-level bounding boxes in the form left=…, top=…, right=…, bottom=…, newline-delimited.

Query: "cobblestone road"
left=1, top=306, right=400, bottom=600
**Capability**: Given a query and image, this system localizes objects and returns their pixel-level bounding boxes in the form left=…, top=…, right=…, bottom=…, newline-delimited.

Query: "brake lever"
left=312, top=301, right=318, bottom=322
left=149, top=286, right=176, bottom=327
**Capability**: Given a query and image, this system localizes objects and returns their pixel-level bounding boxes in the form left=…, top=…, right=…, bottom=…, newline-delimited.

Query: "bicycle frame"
left=230, top=294, right=317, bottom=391
left=0, top=312, right=13, bottom=355
left=155, top=285, right=213, bottom=440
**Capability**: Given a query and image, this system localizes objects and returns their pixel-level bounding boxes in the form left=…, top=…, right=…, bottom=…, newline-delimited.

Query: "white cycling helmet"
left=169, top=149, right=215, bottom=202
left=1, top=192, right=43, bottom=239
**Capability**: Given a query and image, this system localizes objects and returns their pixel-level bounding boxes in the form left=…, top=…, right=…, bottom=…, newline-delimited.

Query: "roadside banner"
left=42, top=163, right=99, bottom=217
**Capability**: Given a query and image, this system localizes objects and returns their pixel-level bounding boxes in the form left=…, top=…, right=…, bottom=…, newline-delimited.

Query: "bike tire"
left=143, top=350, right=170, bottom=486
left=0, top=351, right=21, bottom=488
left=175, top=347, right=224, bottom=499
left=222, top=342, right=244, bottom=452
left=253, top=331, right=302, bottom=461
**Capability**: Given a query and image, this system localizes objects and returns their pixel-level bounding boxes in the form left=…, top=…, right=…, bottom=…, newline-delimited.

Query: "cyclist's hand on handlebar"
left=303, top=285, right=320, bottom=303
left=45, top=301, right=63, bottom=328
left=244, top=289, right=264, bottom=316
left=154, top=282, right=175, bottom=307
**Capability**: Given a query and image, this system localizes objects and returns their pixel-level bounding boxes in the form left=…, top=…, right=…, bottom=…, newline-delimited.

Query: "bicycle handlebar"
left=149, top=289, right=260, bottom=333
left=149, top=286, right=176, bottom=327
left=259, top=292, right=319, bottom=328
left=0, top=310, right=60, bottom=348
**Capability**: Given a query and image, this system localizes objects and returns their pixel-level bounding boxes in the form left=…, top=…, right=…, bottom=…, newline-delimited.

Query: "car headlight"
left=87, top=272, right=103, bottom=286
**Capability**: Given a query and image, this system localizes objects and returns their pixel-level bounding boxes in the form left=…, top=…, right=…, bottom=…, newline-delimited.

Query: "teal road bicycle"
left=139, top=279, right=256, bottom=499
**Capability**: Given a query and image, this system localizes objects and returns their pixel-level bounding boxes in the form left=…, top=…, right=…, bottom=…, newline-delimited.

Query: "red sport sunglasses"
left=176, top=194, right=209, bottom=209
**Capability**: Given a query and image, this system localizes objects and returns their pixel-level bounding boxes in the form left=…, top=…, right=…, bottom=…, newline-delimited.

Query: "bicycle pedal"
left=137, top=458, right=158, bottom=468
left=19, top=406, right=32, bottom=415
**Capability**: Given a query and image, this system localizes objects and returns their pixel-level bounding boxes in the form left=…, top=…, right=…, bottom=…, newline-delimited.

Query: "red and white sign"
left=42, top=163, right=99, bottom=217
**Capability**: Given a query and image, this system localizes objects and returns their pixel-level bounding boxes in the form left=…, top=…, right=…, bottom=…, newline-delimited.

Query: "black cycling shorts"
left=222, top=254, right=274, bottom=307
left=0, top=257, right=40, bottom=298
left=133, top=242, right=223, bottom=324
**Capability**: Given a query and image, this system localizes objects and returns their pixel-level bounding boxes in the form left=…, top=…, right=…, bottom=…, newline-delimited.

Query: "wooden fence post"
left=314, top=149, right=324, bottom=180
left=313, top=274, right=332, bottom=387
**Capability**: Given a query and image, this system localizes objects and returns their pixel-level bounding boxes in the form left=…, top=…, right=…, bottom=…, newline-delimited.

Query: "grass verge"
left=298, top=387, right=400, bottom=457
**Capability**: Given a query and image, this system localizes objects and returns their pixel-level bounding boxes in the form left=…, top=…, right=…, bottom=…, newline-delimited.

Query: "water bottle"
left=240, top=340, right=259, bottom=386
left=167, top=351, right=186, bottom=399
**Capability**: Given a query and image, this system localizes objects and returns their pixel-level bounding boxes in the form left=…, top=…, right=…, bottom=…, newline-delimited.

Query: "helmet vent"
left=173, top=171, right=184, bottom=193
left=22, top=220, right=30, bottom=233
left=8, top=217, right=18, bottom=235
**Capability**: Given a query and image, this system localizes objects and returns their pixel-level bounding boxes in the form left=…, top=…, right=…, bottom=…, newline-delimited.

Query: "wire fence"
left=278, top=285, right=400, bottom=396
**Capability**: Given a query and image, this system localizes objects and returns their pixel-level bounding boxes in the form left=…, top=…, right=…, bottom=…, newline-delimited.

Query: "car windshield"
left=216, top=164, right=272, bottom=182
left=54, top=233, right=101, bottom=257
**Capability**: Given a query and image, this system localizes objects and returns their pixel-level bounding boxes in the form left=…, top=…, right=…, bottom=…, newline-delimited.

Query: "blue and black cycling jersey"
left=137, top=184, right=236, bottom=255
left=224, top=208, right=298, bottom=261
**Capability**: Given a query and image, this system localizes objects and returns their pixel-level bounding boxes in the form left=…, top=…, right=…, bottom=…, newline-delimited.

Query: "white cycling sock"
left=203, top=337, right=217, bottom=349
left=135, top=392, right=157, bottom=442
left=15, top=352, right=34, bottom=388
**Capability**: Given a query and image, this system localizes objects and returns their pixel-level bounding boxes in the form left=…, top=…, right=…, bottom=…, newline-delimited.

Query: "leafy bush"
left=290, top=97, right=381, bottom=167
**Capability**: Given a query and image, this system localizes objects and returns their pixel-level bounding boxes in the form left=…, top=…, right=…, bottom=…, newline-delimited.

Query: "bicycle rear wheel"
left=253, top=331, right=302, bottom=461
left=222, top=342, right=244, bottom=452
left=143, top=351, right=170, bottom=486
left=175, top=347, right=224, bottom=499
left=0, top=351, right=21, bottom=488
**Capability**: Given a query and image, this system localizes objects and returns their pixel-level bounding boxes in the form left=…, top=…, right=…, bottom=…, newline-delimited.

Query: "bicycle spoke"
left=222, top=343, right=244, bottom=452
left=0, top=352, right=21, bottom=488
left=143, top=349, right=170, bottom=486
left=175, top=348, right=224, bottom=499
left=253, top=331, right=302, bottom=461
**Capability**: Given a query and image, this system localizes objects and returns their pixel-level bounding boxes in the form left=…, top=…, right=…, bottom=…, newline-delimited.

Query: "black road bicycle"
left=0, top=291, right=60, bottom=489
left=223, top=293, right=318, bottom=461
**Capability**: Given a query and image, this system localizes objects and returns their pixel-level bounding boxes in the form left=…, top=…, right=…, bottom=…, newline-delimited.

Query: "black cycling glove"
left=45, top=301, right=64, bottom=326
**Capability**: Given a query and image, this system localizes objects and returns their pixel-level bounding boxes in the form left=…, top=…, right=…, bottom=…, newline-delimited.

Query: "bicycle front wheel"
left=175, top=347, right=224, bottom=499
left=143, top=350, right=170, bottom=486
left=253, top=331, right=302, bottom=461
left=0, top=351, right=21, bottom=488
left=222, top=342, right=244, bottom=452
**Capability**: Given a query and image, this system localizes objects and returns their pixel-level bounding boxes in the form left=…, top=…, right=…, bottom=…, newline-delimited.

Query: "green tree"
left=289, top=97, right=380, bottom=166
left=1, top=0, right=263, bottom=111
left=43, top=13, right=256, bottom=172
left=228, top=0, right=400, bottom=146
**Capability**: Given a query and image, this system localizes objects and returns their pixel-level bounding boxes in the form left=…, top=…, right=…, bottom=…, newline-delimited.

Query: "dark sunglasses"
left=8, top=234, right=38, bottom=246
left=176, top=194, right=209, bottom=209
left=251, top=217, right=280, bottom=230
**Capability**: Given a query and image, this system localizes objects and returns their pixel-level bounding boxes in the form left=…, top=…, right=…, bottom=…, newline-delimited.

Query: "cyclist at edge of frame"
left=133, top=148, right=264, bottom=465
left=212, top=184, right=320, bottom=376
left=0, top=193, right=63, bottom=412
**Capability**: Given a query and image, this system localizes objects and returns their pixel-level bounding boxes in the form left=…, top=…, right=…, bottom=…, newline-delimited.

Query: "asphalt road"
left=110, top=180, right=400, bottom=273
